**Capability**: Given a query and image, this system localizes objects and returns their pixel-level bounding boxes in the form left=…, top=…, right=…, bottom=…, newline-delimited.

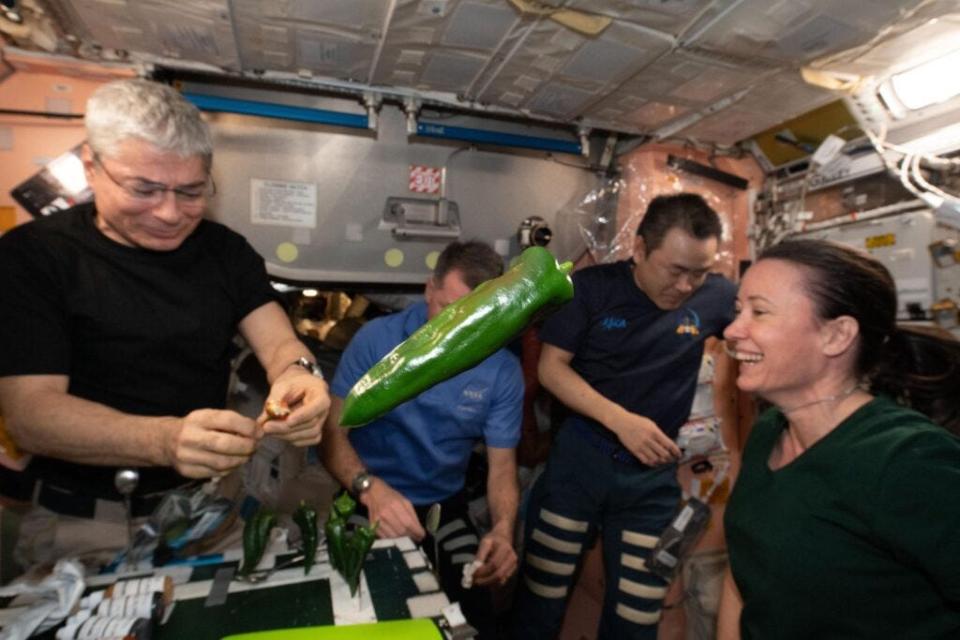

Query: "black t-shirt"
left=0, top=204, right=278, bottom=496
left=539, top=260, right=735, bottom=439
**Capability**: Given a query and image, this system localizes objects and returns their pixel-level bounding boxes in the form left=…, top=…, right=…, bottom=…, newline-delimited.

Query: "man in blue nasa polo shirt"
left=322, top=240, right=522, bottom=638
left=512, top=193, right=736, bottom=640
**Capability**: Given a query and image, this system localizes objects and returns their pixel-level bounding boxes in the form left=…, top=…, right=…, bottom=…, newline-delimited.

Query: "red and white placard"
left=409, top=165, right=443, bottom=194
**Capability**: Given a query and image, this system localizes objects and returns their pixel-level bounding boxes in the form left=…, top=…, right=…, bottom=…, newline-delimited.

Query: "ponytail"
left=870, top=326, right=960, bottom=434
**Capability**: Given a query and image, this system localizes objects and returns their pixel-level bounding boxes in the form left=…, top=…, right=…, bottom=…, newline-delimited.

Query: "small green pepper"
left=324, top=492, right=379, bottom=595
left=332, top=491, right=357, bottom=520
left=325, top=492, right=355, bottom=573
left=240, top=508, right=276, bottom=576
left=340, top=246, right=574, bottom=426
left=344, top=521, right=378, bottom=597
left=293, top=501, right=319, bottom=575
left=324, top=515, right=346, bottom=573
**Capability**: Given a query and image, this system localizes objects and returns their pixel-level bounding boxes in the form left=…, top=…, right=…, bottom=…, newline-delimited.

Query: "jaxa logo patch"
left=601, top=316, right=627, bottom=330
left=675, top=308, right=701, bottom=336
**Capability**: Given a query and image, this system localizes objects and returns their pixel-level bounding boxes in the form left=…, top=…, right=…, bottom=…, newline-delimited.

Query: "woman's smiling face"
left=723, top=259, right=834, bottom=402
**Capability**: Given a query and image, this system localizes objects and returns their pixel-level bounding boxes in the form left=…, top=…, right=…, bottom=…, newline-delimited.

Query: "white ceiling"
left=8, top=0, right=959, bottom=144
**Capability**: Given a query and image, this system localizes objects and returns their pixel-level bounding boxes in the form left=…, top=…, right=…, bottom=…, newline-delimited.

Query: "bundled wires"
left=863, top=121, right=960, bottom=226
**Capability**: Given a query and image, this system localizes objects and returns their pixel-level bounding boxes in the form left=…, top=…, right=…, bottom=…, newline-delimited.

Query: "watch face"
left=352, top=473, right=371, bottom=494
left=295, top=358, right=323, bottom=378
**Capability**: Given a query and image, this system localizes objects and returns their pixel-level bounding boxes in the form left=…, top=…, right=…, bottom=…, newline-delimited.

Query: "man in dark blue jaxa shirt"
left=512, top=194, right=736, bottom=640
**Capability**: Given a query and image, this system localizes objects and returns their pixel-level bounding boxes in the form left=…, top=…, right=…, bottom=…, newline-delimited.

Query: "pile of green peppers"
left=240, top=502, right=320, bottom=577
left=325, top=492, right=378, bottom=596
left=340, top=246, right=575, bottom=426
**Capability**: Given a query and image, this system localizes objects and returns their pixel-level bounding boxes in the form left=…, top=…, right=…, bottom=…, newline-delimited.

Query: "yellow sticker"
left=425, top=251, right=439, bottom=270
left=0, top=206, right=16, bottom=232
left=865, top=233, right=895, bottom=249
left=385, top=248, right=404, bottom=268
left=276, top=242, right=299, bottom=263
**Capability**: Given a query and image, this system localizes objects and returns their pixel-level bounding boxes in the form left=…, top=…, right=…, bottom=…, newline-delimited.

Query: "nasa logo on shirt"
left=675, top=308, right=701, bottom=336
left=457, top=382, right=489, bottom=417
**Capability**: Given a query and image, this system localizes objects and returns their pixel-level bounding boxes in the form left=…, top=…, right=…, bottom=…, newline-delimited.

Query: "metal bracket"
left=381, top=196, right=461, bottom=240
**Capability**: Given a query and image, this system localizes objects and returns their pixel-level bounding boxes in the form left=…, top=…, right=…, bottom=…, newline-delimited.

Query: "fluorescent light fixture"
left=887, top=48, right=960, bottom=111
left=46, top=152, right=88, bottom=196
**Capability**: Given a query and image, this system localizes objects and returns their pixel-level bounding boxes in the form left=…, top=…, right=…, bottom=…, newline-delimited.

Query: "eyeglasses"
left=93, top=154, right=216, bottom=205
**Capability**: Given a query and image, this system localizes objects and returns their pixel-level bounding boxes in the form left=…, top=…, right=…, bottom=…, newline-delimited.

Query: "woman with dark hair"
left=717, top=238, right=960, bottom=639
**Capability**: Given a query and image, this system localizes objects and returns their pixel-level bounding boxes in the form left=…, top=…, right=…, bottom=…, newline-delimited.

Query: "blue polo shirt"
left=331, top=301, right=523, bottom=504
left=540, top=260, right=735, bottom=440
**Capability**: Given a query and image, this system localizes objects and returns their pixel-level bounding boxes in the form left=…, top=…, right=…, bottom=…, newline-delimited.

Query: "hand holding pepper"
left=168, top=408, right=259, bottom=479
left=259, top=366, right=331, bottom=447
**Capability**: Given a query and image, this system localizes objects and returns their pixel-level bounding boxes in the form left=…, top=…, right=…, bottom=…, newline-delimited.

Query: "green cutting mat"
left=159, top=580, right=333, bottom=640
left=157, top=547, right=425, bottom=639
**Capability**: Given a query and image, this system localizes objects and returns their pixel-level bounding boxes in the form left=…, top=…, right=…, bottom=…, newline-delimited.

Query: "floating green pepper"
left=240, top=508, right=276, bottom=576
left=340, top=246, right=574, bottom=426
left=293, top=501, right=318, bottom=575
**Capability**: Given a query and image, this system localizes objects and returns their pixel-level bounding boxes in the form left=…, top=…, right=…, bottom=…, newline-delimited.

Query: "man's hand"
left=259, top=368, right=331, bottom=447
left=608, top=410, right=681, bottom=466
left=169, top=408, right=259, bottom=478
left=360, top=478, right=426, bottom=541
left=471, top=528, right=517, bottom=587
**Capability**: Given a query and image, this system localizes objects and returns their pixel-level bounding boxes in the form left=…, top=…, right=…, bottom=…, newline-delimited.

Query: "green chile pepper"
left=293, top=501, right=319, bottom=575
left=240, top=509, right=276, bottom=576
left=325, top=492, right=379, bottom=594
left=324, top=515, right=346, bottom=573
left=344, top=522, right=378, bottom=596
left=325, top=492, right=355, bottom=573
left=332, top=491, right=357, bottom=520
left=340, top=246, right=574, bottom=426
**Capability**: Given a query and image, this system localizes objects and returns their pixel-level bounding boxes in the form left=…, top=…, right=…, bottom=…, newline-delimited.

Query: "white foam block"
left=406, top=592, right=450, bottom=619
left=412, top=571, right=440, bottom=593
left=330, top=570, right=376, bottom=625
left=395, top=537, right=417, bottom=552
left=403, top=550, right=427, bottom=570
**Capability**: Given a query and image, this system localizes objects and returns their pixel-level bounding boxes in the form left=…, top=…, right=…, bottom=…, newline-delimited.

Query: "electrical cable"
left=911, top=153, right=953, bottom=201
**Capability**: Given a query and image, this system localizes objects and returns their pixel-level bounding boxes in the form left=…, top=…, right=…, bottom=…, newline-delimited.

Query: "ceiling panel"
left=20, top=0, right=951, bottom=145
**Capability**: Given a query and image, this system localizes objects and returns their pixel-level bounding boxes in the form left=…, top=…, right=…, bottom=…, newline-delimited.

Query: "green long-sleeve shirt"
left=726, top=396, right=960, bottom=639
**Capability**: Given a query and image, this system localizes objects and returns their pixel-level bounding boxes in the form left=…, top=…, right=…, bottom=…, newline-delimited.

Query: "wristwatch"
left=290, top=356, right=323, bottom=379
left=350, top=471, right=373, bottom=497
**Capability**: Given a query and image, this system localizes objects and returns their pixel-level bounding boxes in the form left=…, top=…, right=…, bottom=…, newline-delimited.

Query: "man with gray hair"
left=0, top=78, right=330, bottom=569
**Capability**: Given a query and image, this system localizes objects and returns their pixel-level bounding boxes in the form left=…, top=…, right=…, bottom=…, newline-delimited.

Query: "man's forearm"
left=239, top=302, right=317, bottom=384
left=539, top=357, right=626, bottom=433
left=486, top=454, right=519, bottom=538
left=262, top=337, right=317, bottom=384
left=320, top=397, right=366, bottom=487
left=1, top=378, right=175, bottom=466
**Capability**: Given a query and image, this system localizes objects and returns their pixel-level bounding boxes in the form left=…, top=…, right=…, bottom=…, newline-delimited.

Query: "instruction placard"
left=251, top=179, right=317, bottom=228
